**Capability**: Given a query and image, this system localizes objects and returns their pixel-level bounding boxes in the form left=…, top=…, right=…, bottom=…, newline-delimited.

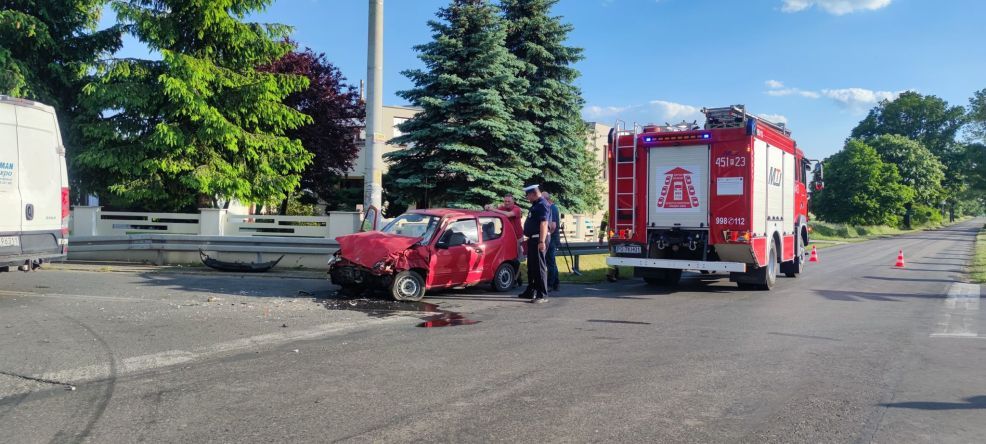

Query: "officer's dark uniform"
left=521, top=196, right=552, bottom=300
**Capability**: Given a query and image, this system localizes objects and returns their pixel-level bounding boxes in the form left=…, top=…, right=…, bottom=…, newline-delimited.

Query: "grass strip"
left=972, top=224, right=986, bottom=284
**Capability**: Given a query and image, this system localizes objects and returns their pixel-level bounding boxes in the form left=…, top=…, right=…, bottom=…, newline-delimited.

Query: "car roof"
left=407, top=208, right=507, bottom=219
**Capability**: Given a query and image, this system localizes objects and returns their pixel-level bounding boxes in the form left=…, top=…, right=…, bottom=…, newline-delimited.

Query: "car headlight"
left=373, top=260, right=387, bottom=270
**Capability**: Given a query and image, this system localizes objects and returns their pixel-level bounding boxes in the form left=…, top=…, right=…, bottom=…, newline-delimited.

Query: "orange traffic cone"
left=809, top=245, right=819, bottom=262
left=894, top=249, right=905, bottom=268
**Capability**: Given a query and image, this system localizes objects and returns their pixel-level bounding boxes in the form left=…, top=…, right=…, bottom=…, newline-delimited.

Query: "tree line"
left=1, top=0, right=601, bottom=215
left=812, top=91, right=986, bottom=226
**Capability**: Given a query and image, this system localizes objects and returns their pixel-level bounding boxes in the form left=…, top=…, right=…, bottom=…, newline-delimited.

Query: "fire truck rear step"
left=607, top=257, right=746, bottom=273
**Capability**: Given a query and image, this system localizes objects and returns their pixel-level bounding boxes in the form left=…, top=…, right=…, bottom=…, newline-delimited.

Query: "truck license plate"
left=0, top=236, right=20, bottom=247
left=614, top=244, right=642, bottom=255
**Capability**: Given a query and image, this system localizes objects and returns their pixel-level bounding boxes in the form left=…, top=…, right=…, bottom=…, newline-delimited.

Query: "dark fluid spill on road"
left=320, top=294, right=478, bottom=327
left=320, top=297, right=439, bottom=318
left=417, top=312, right=480, bottom=328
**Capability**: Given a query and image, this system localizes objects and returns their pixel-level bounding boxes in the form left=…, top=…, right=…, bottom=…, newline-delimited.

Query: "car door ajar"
left=430, top=218, right=482, bottom=287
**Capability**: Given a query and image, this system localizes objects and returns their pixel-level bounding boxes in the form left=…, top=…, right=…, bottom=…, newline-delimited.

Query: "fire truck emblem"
left=657, top=167, right=700, bottom=209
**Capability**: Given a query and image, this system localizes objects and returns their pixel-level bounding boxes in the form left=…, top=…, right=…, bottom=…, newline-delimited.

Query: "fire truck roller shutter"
left=647, top=145, right=710, bottom=229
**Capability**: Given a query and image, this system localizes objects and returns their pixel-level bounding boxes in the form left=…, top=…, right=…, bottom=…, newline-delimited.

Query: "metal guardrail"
left=68, top=235, right=610, bottom=269
left=70, top=234, right=339, bottom=254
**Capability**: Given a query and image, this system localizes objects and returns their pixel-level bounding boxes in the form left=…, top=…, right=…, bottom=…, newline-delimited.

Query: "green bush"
left=911, top=204, right=943, bottom=226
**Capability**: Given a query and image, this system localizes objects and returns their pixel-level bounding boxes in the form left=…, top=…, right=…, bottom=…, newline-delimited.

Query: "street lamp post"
left=364, top=0, right=384, bottom=211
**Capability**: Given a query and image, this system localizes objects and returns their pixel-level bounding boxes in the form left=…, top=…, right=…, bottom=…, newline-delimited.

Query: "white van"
left=0, top=96, right=70, bottom=272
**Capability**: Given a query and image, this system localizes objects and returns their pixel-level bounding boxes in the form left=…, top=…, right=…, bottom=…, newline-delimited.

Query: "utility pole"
left=363, top=0, right=384, bottom=211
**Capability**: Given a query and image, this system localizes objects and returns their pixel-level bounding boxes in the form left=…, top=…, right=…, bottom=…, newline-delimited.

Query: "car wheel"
left=491, top=262, right=516, bottom=292
left=391, top=270, right=425, bottom=302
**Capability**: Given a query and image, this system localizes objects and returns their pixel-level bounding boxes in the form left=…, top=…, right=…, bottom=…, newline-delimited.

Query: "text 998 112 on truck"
left=606, top=105, right=821, bottom=290
left=0, top=96, right=70, bottom=273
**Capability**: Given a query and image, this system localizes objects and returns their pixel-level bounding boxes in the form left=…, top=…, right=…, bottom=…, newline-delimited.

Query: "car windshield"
left=380, top=213, right=441, bottom=240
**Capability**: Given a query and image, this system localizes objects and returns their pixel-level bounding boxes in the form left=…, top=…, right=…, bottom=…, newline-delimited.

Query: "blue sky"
left=101, top=0, right=986, bottom=159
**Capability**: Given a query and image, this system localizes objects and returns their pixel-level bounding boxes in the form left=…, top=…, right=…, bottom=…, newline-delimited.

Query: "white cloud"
left=821, top=87, right=905, bottom=110
left=757, top=113, right=789, bottom=125
left=781, top=0, right=892, bottom=15
left=583, top=100, right=703, bottom=125
left=764, top=79, right=908, bottom=113
left=648, top=100, right=703, bottom=121
left=765, top=87, right=821, bottom=99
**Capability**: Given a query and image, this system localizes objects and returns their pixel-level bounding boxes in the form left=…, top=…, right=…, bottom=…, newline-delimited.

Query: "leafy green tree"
left=77, top=0, right=311, bottom=211
left=851, top=91, right=965, bottom=158
left=813, top=139, right=914, bottom=226
left=501, top=0, right=600, bottom=214
left=259, top=43, right=365, bottom=213
left=0, top=0, right=121, bottom=198
left=851, top=91, right=967, bottom=217
left=865, top=134, right=945, bottom=226
left=968, top=89, right=986, bottom=142
left=387, top=0, right=539, bottom=208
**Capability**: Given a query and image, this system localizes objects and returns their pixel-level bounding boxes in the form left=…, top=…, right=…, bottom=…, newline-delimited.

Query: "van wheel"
left=491, top=262, right=516, bottom=292
left=391, top=270, right=425, bottom=302
left=753, top=242, right=778, bottom=290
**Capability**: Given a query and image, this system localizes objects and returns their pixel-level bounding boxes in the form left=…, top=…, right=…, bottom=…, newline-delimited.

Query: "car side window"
left=443, top=219, right=479, bottom=245
left=478, top=217, right=503, bottom=241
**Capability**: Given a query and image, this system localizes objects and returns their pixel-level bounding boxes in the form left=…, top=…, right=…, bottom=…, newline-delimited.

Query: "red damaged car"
left=329, top=209, right=520, bottom=301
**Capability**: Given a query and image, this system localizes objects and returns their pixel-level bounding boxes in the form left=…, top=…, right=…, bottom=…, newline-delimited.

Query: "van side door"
left=0, top=103, right=23, bottom=256
left=16, top=106, right=62, bottom=233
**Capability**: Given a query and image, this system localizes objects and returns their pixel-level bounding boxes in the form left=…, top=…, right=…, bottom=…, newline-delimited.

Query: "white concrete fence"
left=68, top=207, right=361, bottom=268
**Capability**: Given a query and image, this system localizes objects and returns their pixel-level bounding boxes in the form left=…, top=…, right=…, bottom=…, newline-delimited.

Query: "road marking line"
left=930, top=283, right=981, bottom=338
left=0, top=315, right=413, bottom=399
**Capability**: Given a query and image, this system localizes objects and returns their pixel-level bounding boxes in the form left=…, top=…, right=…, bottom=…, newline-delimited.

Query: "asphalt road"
left=1, top=219, right=983, bottom=443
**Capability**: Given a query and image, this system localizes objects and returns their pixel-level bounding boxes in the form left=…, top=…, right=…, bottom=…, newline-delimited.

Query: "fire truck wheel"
left=391, top=270, right=426, bottom=302
left=491, top=262, right=516, bottom=292
left=759, top=243, right=778, bottom=289
left=606, top=267, right=620, bottom=282
left=783, top=236, right=805, bottom=277
left=644, top=269, right=682, bottom=286
left=744, top=243, right=778, bottom=290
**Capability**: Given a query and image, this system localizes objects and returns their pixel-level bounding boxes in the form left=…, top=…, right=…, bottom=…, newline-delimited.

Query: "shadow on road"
left=862, top=275, right=960, bottom=284
left=813, top=289, right=943, bottom=302
left=881, top=396, right=986, bottom=410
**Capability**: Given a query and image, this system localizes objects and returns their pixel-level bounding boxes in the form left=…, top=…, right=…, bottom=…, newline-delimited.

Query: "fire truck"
left=606, top=105, right=821, bottom=290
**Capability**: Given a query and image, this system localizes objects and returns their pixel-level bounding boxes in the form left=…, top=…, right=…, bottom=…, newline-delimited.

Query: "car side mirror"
left=813, top=163, right=825, bottom=190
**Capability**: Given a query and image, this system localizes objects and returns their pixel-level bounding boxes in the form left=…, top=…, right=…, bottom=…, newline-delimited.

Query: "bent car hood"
left=336, top=231, right=423, bottom=269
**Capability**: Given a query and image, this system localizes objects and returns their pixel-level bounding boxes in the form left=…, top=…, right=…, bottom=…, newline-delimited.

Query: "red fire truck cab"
left=607, top=105, right=819, bottom=290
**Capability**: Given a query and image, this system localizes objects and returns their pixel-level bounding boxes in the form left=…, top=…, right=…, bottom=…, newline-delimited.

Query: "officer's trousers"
left=546, top=238, right=559, bottom=289
left=525, top=237, right=548, bottom=298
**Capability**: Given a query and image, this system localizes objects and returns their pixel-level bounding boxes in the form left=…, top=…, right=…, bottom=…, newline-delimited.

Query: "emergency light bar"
left=642, top=133, right=711, bottom=143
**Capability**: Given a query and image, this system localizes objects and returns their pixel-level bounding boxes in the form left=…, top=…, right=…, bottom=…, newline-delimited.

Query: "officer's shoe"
left=517, top=292, right=534, bottom=299
left=531, top=296, right=549, bottom=304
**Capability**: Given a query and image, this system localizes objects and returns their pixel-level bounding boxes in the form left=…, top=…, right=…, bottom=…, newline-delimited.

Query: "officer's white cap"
left=523, top=184, right=540, bottom=193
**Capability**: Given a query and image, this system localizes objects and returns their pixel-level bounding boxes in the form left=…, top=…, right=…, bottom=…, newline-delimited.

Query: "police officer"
left=542, top=192, right=561, bottom=292
left=519, top=184, right=552, bottom=303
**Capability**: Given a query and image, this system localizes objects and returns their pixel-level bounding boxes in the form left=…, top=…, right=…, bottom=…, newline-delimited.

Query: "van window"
left=478, top=217, right=503, bottom=241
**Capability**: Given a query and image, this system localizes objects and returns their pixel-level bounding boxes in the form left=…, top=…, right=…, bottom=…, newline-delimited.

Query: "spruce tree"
left=0, top=1, right=121, bottom=200
left=78, top=0, right=312, bottom=211
left=501, top=0, right=601, bottom=214
left=387, top=0, right=539, bottom=208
